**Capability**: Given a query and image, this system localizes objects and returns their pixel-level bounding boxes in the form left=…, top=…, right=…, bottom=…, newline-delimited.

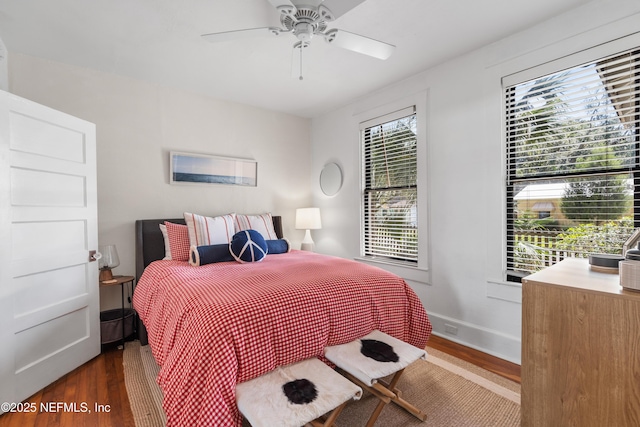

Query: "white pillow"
left=183, top=212, right=236, bottom=246
left=159, top=223, right=171, bottom=260
left=235, top=213, right=278, bottom=240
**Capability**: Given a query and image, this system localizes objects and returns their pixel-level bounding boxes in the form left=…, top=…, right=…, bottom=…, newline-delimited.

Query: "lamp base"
left=300, top=242, right=315, bottom=252
left=99, top=268, right=113, bottom=282
left=301, top=229, right=315, bottom=252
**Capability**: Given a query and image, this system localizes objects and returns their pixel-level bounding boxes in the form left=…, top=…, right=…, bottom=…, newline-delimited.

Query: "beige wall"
left=9, top=53, right=312, bottom=310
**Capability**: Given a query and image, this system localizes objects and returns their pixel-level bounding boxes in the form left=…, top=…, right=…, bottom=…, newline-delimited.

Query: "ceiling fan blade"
left=319, top=0, right=367, bottom=20
left=202, top=27, right=281, bottom=43
left=324, top=29, right=395, bottom=60
left=266, top=0, right=297, bottom=17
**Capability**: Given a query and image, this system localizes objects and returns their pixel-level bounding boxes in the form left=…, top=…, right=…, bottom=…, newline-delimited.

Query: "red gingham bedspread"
left=133, top=250, right=432, bottom=427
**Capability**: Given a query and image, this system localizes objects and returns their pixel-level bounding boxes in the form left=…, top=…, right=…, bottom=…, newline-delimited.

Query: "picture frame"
left=170, top=151, right=257, bottom=187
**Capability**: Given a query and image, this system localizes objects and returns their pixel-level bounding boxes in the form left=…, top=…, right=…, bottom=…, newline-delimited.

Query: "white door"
left=0, top=90, right=99, bottom=410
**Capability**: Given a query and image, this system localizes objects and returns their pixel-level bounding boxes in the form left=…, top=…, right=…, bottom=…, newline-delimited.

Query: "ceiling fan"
left=202, top=0, right=395, bottom=79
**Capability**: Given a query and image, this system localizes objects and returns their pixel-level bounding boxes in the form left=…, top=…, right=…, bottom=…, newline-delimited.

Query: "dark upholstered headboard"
left=135, top=218, right=183, bottom=282
left=134, top=215, right=284, bottom=282
left=134, top=215, right=283, bottom=345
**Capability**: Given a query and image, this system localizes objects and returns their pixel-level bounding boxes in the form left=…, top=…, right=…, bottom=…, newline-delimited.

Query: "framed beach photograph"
left=170, top=151, right=257, bottom=187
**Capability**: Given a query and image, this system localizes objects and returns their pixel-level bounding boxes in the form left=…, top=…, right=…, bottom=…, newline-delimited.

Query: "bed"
left=133, top=216, right=432, bottom=427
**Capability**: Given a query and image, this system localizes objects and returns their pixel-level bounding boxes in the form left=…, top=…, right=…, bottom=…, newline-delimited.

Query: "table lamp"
left=98, top=244, right=120, bottom=282
left=296, top=207, right=322, bottom=251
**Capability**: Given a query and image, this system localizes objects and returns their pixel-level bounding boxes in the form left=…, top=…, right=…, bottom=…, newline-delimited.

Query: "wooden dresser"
left=522, top=257, right=640, bottom=426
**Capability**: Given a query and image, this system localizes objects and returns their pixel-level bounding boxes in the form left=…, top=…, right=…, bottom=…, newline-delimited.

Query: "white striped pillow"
left=159, top=223, right=171, bottom=260
left=235, top=213, right=278, bottom=240
left=183, top=212, right=236, bottom=247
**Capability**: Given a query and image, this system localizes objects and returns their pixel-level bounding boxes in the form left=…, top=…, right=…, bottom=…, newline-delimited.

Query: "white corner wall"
left=311, top=0, right=640, bottom=364
left=8, top=53, right=312, bottom=311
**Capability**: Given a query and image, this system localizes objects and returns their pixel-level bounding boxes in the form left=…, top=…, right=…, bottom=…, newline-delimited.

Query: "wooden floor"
left=427, top=334, right=521, bottom=383
left=0, top=344, right=135, bottom=427
left=0, top=336, right=520, bottom=427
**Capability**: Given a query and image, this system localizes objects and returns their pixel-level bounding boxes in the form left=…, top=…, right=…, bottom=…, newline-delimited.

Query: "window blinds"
left=362, top=107, right=418, bottom=262
left=505, top=48, right=639, bottom=279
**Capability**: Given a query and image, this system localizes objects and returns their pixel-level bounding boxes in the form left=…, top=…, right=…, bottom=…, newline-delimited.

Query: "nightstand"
left=100, top=275, right=135, bottom=348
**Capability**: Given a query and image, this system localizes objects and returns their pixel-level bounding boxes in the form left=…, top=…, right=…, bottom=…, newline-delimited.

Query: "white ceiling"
left=0, top=0, right=594, bottom=118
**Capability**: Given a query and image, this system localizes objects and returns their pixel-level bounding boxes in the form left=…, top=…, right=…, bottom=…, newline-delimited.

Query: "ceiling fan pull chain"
left=299, top=42, right=304, bottom=80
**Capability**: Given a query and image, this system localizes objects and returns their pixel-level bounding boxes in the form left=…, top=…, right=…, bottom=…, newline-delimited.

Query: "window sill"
left=355, top=256, right=430, bottom=284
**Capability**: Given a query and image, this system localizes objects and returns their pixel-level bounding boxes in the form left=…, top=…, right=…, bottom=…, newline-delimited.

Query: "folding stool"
left=324, top=330, right=428, bottom=426
left=236, top=357, right=362, bottom=427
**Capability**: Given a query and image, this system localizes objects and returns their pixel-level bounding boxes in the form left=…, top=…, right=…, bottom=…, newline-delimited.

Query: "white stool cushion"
left=324, top=330, right=427, bottom=386
left=236, top=358, right=362, bottom=427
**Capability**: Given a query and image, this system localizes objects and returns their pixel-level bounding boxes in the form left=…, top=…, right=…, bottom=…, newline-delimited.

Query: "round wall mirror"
left=320, top=162, right=343, bottom=196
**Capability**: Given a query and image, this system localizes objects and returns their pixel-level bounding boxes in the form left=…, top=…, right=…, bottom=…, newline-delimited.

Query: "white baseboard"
left=427, top=312, right=521, bottom=365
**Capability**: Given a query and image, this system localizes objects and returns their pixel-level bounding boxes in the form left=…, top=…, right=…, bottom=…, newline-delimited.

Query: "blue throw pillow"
left=189, top=244, right=234, bottom=266
left=230, top=230, right=268, bottom=263
left=266, top=238, right=290, bottom=254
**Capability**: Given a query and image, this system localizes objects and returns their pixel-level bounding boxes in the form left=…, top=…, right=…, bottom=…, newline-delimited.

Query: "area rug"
left=123, top=340, right=520, bottom=427
left=123, top=341, right=166, bottom=427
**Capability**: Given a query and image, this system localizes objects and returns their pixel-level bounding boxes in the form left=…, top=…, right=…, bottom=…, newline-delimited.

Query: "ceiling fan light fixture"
left=294, top=22, right=315, bottom=42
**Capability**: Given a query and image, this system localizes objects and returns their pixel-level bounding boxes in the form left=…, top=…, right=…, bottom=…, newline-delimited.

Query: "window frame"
left=354, top=93, right=429, bottom=279
left=503, top=45, right=640, bottom=283
left=361, top=106, right=418, bottom=264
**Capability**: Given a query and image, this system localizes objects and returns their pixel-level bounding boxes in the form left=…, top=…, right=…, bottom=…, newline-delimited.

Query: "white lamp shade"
left=295, top=208, right=322, bottom=230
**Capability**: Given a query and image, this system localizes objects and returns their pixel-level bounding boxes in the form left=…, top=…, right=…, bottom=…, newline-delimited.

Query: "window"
left=361, top=106, right=418, bottom=263
left=537, top=211, right=551, bottom=220
left=505, top=47, right=640, bottom=281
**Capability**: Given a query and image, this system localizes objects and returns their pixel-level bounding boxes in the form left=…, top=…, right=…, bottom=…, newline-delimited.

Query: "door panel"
left=11, top=167, right=87, bottom=207
left=9, top=110, right=86, bottom=162
left=0, top=90, right=99, bottom=410
left=12, top=220, right=87, bottom=257
left=14, top=264, right=86, bottom=317
left=15, top=307, right=89, bottom=371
